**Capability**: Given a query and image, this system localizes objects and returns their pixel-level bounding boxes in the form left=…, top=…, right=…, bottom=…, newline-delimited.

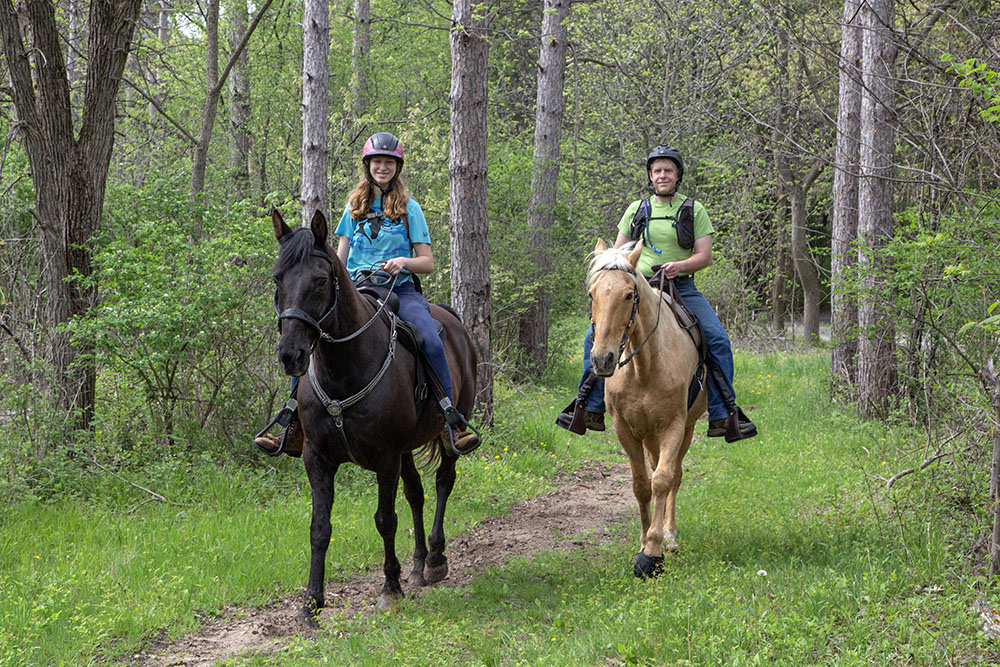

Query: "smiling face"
left=648, top=157, right=680, bottom=197
left=367, top=156, right=399, bottom=189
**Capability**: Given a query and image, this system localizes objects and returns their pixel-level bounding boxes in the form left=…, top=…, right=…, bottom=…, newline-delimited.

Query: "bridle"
left=592, top=265, right=664, bottom=368
left=274, top=250, right=401, bottom=348
left=272, top=246, right=400, bottom=466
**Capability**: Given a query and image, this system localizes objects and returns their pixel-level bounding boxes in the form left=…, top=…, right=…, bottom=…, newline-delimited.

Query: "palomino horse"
left=587, top=239, right=707, bottom=577
left=269, top=209, right=478, bottom=617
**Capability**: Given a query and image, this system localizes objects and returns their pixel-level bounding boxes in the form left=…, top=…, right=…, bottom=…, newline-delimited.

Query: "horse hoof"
left=424, top=560, right=448, bottom=584
left=299, top=606, right=321, bottom=628
left=376, top=592, right=402, bottom=611
left=633, top=551, right=664, bottom=579
left=408, top=571, right=427, bottom=588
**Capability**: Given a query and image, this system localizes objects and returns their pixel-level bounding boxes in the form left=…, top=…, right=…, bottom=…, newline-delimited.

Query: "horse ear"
left=310, top=209, right=328, bottom=245
left=272, top=208, right=292, bottom=241
left=594, top=238, right=607, bottom=253
left=626, top=241, right=643, bottom=268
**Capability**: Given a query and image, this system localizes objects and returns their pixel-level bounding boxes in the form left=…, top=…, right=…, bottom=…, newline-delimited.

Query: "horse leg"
left=374, top=455, right=404, bottom=610
left=424, top=449, right=457, bottom=584
left=400, top=452, right=429, bottom=587
left=303, top=460, right=338, bottom=623
left=645, top=423, right=687, bottom=555
left=662, top=425, right=695, bottom=551
left=616, top=424, right=653, bottom=554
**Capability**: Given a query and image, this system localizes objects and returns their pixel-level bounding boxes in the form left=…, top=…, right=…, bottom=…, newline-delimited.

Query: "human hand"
left=659, top=262, right=680, bottom=279
left=380, top=257, right=408, bottom=275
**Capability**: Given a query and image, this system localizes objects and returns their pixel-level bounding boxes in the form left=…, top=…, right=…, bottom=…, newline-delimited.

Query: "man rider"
left=557, top=145, right=757, bottom=442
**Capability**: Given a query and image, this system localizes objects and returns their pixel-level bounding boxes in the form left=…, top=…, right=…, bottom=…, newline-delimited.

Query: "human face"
left=368, top=156, right=399, bottom=189
left=648, top=158, right=679, bottom=198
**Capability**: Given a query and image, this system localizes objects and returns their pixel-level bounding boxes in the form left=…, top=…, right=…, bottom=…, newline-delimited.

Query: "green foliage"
left=944, top=56, right=1000, bottom=123
left=67, top=178, right=280, bottom=464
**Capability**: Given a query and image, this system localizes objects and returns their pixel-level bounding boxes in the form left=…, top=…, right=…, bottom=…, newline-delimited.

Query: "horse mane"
left=273, top=226, right=337, bottom=277
left=587, top=242, right=642, bottom=290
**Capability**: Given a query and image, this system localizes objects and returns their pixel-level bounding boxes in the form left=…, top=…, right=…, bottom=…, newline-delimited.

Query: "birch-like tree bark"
left=351, top=0, right=370, bottom=121
left=449, top=0, right=493, bottom=421
left=301, top=0, right=330, bottom=222
left=190, top=0, right=221, bottom=195
left=518, top=0, right=571, bottom=377
left=228, top=0, right=252, bottom=193
left=831, top=0, right=863, bottom=392
left=857, top=0, right=898, bottom=417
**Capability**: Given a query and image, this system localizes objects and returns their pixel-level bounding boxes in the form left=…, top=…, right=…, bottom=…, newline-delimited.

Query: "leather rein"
left=273, top=249, right=400, bottom=466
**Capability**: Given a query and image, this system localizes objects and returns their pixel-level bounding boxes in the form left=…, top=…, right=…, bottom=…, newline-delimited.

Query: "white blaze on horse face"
left=589, top=275, right=636, bottom=376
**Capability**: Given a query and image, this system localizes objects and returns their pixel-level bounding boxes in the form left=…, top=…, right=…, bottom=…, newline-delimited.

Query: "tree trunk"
left=64, top=0, right=83, bottom=91
left=857, top=0, right=898, bottom=417
left=228, top=0, right=252, bottom=194
left=190, top=0, right=220, bottom=195
left=351, top=0, right=370, bottom=120
left=301, top=0, right=329, bottom=223
left=517, top=0, right=571, bottom=378
left=831, top=0, right=863, bottom=392
left=0, top=0, right=144, bottom=433
left=984, top=360, right=1000, bottom=578
left=790, top=165, right=824, bottom=343
left=449, top=0, right=493, bottom=422
left=770, top=196, right=790, bottom=334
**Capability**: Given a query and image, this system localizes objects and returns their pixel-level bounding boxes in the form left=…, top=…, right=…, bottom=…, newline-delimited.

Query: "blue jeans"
left=394, top=281, right=454, bottom=401
left=288, top=280, right=454, bottom=402
left=580, top=276, right=737, bottom=421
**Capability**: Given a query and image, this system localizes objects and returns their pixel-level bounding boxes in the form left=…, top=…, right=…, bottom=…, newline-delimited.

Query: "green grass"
left=1, top=332, right=995, bottom=665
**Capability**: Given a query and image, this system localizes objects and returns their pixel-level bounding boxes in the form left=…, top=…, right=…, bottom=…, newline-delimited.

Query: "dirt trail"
left=134, top=460, right=634, bottom=667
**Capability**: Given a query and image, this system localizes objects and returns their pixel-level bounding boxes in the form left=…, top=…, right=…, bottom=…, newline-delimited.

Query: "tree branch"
left=84, top=454, right=179, bottom=506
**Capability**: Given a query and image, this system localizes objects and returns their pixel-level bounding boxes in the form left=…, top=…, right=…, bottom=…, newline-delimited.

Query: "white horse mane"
left=587, top=242, right=641, bottom=289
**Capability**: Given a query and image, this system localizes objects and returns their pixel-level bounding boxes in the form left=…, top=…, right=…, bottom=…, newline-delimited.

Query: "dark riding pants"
left=394, top=281, right=454, bottom=401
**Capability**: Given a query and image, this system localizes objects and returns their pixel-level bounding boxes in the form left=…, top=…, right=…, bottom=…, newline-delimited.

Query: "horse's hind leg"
left=400, top=453, right=429, bottom=587
left=374, top=455, right=404, bottom=610
left=661, top=426, right=694, bottom=551
left=425, top=449, right=457, bottom=584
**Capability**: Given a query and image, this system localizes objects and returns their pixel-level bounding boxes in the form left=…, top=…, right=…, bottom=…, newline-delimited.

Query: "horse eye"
left=624, top=291, right=634, bottom=302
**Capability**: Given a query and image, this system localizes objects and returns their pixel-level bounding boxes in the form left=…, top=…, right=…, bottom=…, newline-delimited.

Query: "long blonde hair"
left=347, top=162, right=410, bottom=221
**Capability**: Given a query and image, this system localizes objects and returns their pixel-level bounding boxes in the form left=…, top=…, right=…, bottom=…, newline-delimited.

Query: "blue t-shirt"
left=335, top=197, right=431, bottom=284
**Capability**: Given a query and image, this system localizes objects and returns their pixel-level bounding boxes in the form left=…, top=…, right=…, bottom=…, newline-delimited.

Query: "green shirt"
left=616, top=195, right=714, bottom=278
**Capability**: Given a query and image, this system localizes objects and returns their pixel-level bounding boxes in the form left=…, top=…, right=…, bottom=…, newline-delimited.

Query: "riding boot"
left=255, top=411, right=304, bottom=457
left=440, top=401, right=481, bottom=455
left=706, top=407, right=757, bottom=442
left=555, top=369, right=602, bottom=435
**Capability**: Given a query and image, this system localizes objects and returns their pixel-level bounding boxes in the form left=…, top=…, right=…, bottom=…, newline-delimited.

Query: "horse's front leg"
left=303, top=460, right=339, bottom=623
left=400, top=453, right=429, bottom=587
left=425, top=449, right=457, bottom=584
left=374, top=454, right=404, bottom=609
left=638, top=422, right=687, bottom=577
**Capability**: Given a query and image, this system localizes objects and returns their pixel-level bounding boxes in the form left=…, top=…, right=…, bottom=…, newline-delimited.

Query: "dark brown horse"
left=269, top=209, right=478, bottom=617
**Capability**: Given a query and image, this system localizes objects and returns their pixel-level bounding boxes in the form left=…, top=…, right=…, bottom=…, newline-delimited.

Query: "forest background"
left=0, top=0, right=999, bottom=603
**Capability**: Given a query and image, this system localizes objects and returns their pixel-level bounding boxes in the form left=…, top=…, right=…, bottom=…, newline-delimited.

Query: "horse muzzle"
left=590, top=349, right=618, bottom=377
left=277, top=342, right=310, bottom=377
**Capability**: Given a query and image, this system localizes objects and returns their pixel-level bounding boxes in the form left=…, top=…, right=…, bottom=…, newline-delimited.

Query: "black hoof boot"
left=633, top=551, right=664, bottom=579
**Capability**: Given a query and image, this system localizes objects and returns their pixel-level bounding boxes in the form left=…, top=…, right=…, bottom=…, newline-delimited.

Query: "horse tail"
left=413, top=437, right=443, bottom=471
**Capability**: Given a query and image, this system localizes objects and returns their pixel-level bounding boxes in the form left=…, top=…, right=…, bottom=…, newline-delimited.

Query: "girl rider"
left=256, top=132, right=478, bottom=456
